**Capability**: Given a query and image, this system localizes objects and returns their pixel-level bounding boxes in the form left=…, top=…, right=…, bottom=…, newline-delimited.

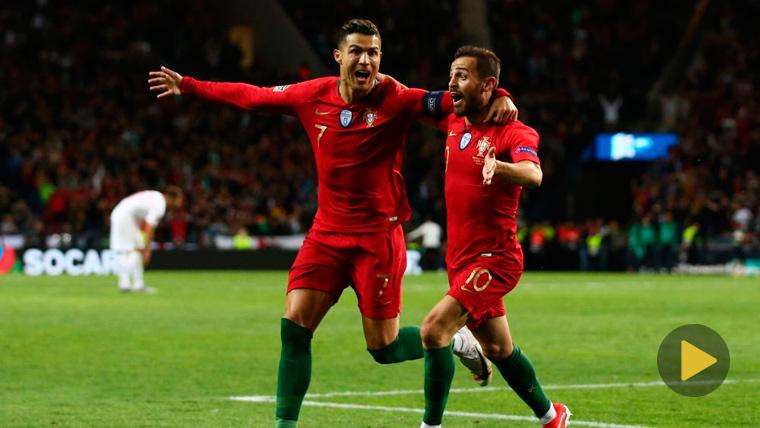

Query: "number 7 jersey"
left=181, top=76, right=453, bottom=233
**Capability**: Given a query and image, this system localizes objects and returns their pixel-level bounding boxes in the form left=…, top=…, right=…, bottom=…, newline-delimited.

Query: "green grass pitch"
left=1, top=271, right=758, bottom=427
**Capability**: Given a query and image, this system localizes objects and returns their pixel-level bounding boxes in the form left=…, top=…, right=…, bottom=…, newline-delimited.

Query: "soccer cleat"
left=131, top=285, right=157, bottom=294
left=543, top=403, right=572, bottom=428
left=452, top=326, right=492, bottom=386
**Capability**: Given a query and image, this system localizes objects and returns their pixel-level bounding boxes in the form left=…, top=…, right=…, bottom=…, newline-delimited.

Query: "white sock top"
left=539, top=402, right=556, bottom=425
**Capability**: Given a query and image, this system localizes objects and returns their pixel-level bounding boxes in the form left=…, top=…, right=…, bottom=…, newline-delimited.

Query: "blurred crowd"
left=1, top=1, right=758, bottom=269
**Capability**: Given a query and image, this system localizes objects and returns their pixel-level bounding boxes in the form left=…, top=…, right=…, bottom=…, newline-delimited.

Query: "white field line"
left=229, top=379, right=759, bottom=428
left=230, top=396, right=649, bottom=428
left=230, top=378, right=759, bottom=401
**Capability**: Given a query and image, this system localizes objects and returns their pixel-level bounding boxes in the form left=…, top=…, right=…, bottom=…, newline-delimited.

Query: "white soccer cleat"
left=452, top=326, right=492, bottom=386
left=131, top=285, right=157, bottom=294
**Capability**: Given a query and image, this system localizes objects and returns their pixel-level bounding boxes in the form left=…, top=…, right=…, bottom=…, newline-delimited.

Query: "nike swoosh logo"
left=315, top=110, right=330, bottom=115
left=449, top=131, right=457, bottom=137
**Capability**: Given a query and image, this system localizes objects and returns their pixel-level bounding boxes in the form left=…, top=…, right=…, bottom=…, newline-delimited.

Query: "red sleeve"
left=400, top=86, right=512, bottom=128
left=494, top=88, right=512, bottom=99
left=506, top=123, right=540, bottom=165
left=180, top=77, right=308, bottom=115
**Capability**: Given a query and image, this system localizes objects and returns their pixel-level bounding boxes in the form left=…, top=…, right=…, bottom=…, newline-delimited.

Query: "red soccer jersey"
left=180, top=76, right=453, bottom=233
left=439, top=117, right=541, bottom=270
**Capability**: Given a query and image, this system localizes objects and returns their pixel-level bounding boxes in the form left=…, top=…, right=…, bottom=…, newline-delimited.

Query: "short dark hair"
left=337, top=19, right=380, bottom=47
left=454, top=45, right=501, bottom=83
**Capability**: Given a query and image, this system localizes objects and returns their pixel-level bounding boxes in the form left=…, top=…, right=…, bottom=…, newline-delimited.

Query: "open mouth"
left=354, top=70, right=371, bottom=84
left=451, top=92, right=464, bottom=108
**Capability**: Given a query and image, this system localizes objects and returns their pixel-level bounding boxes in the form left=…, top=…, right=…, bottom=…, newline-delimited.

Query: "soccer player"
left=148, top=19, right=516, bottom=427
left=418, top=46, right=571, bottom=428
left=109, top=186, right=184, bottom=293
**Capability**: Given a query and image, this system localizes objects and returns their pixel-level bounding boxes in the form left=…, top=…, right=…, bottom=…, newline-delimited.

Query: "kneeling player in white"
left=109, top=186, right=183, bottom=293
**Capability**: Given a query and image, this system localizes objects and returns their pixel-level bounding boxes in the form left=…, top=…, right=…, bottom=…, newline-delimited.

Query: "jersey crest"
left=363, top=108, right=377, bottom=127
left=340, top=109, right=353, bottom=128
left=471, top=136, right=492, bottom=165
left=476, top=136, right=491, bottom=156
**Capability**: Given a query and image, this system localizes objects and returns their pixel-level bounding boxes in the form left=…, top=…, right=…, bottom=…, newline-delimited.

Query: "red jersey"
left=439, top=117, right=540, bottom=270
left=180, top=76, right=453, bottom=233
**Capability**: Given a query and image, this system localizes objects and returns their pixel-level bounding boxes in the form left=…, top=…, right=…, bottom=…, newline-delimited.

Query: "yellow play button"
left=657, top=324, right=729, bottom=397
left=681, top=340, right=717, bottom=381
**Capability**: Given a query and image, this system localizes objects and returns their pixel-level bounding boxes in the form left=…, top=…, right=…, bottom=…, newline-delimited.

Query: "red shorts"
left=288, top=226, right=407, bottom=320
left=447, top=254, right=522, bottom=329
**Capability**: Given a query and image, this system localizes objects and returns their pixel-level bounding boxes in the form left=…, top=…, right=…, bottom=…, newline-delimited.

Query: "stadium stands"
left=1, top=1, right=757, bottom=269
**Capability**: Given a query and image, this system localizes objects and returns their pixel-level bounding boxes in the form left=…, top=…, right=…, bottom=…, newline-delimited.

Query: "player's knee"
left=481, top=341, right=514, bottom=361
left=367, top=342, right=397, bottom=364
left=420, top=317, right=450, bottom=349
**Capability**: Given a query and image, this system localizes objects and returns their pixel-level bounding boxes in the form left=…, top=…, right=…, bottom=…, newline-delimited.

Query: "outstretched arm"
left=148, top=66, right=300, bottom=114
left=482, top=148, right=542, bottom=187
left=148, top=66, right=184, bottom=98
left=403, top=86, right=517, bottom=127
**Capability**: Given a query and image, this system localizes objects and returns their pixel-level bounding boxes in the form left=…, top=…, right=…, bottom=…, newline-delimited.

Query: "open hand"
left=482, top=146, right=497, bottom=185
left=148, top=66, right=183, bottom=98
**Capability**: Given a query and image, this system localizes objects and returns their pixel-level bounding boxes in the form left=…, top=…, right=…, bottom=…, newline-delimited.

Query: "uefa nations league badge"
left=459, top=132, right=472, bottom=150
left=340, top=110, right=353, bottom=128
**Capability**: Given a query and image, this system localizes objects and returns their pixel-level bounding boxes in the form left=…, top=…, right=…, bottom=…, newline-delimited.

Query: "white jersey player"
left=109, top=186, right=183, bottom=292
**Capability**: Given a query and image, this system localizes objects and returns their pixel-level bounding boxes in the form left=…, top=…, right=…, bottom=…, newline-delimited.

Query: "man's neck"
left=338, top=80, right=366, bottom=104
left=338, top=78, right=380, bottom=104
left=464, top=95, right=492, bottom=126
left=465, top=107, right=490, bottom=127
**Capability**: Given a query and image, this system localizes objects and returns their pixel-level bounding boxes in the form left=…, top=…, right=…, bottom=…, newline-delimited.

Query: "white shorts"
left=110, top=212, right=144, bottom=251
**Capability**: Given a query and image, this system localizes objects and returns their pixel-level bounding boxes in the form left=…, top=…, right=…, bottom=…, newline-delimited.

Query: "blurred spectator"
left=406, top=216, right=443, bottom=271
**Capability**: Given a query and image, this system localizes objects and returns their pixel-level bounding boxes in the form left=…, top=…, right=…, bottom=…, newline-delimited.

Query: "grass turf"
left=0, top=271, right=758, bottom=427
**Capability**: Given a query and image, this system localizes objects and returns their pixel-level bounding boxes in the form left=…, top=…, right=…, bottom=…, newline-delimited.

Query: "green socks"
left=368, top=326, right=424, bottom=364
left=275, top=318, right=313, bottom=426
left=276, top=323, right=424, bottom=426
left=423, top=346, right=455, bottom=425
left=274, top=419, right=297, bottom=428
left=493, top=345, right=551, bottom=418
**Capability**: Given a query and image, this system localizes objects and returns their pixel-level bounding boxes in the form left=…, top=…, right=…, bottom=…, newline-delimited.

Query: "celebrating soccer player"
left=149, top=19, right=517, bottom=427
left=418, top=46, right=571, bottom=428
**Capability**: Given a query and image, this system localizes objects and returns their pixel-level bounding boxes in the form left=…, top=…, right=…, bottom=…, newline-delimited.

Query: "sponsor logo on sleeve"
left=515, top=146, right=538, bottom=157
left=273, top=85, right=290, bottom=92
left=423, top=91, right=444, bottom=114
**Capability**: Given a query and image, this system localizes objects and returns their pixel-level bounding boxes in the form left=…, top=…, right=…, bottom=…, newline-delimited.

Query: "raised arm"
left=148, top=66, right=301, bottom=115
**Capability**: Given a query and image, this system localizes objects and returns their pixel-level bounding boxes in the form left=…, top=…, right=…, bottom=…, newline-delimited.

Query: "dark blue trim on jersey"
left=515, top=146, right=538, bottom=157
left=422, top=91, right=445, bottom=117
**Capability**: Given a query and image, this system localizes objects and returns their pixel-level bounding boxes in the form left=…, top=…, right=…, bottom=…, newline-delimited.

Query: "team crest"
left=363, top=108, right=378, bottom=127
left=273, top=85, right=289, bottom=92
left=340, top=109, right=353, bottom=128
left=459, top=133, right=472, bottom=150
left=476, top=136, right=491, bottom=156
